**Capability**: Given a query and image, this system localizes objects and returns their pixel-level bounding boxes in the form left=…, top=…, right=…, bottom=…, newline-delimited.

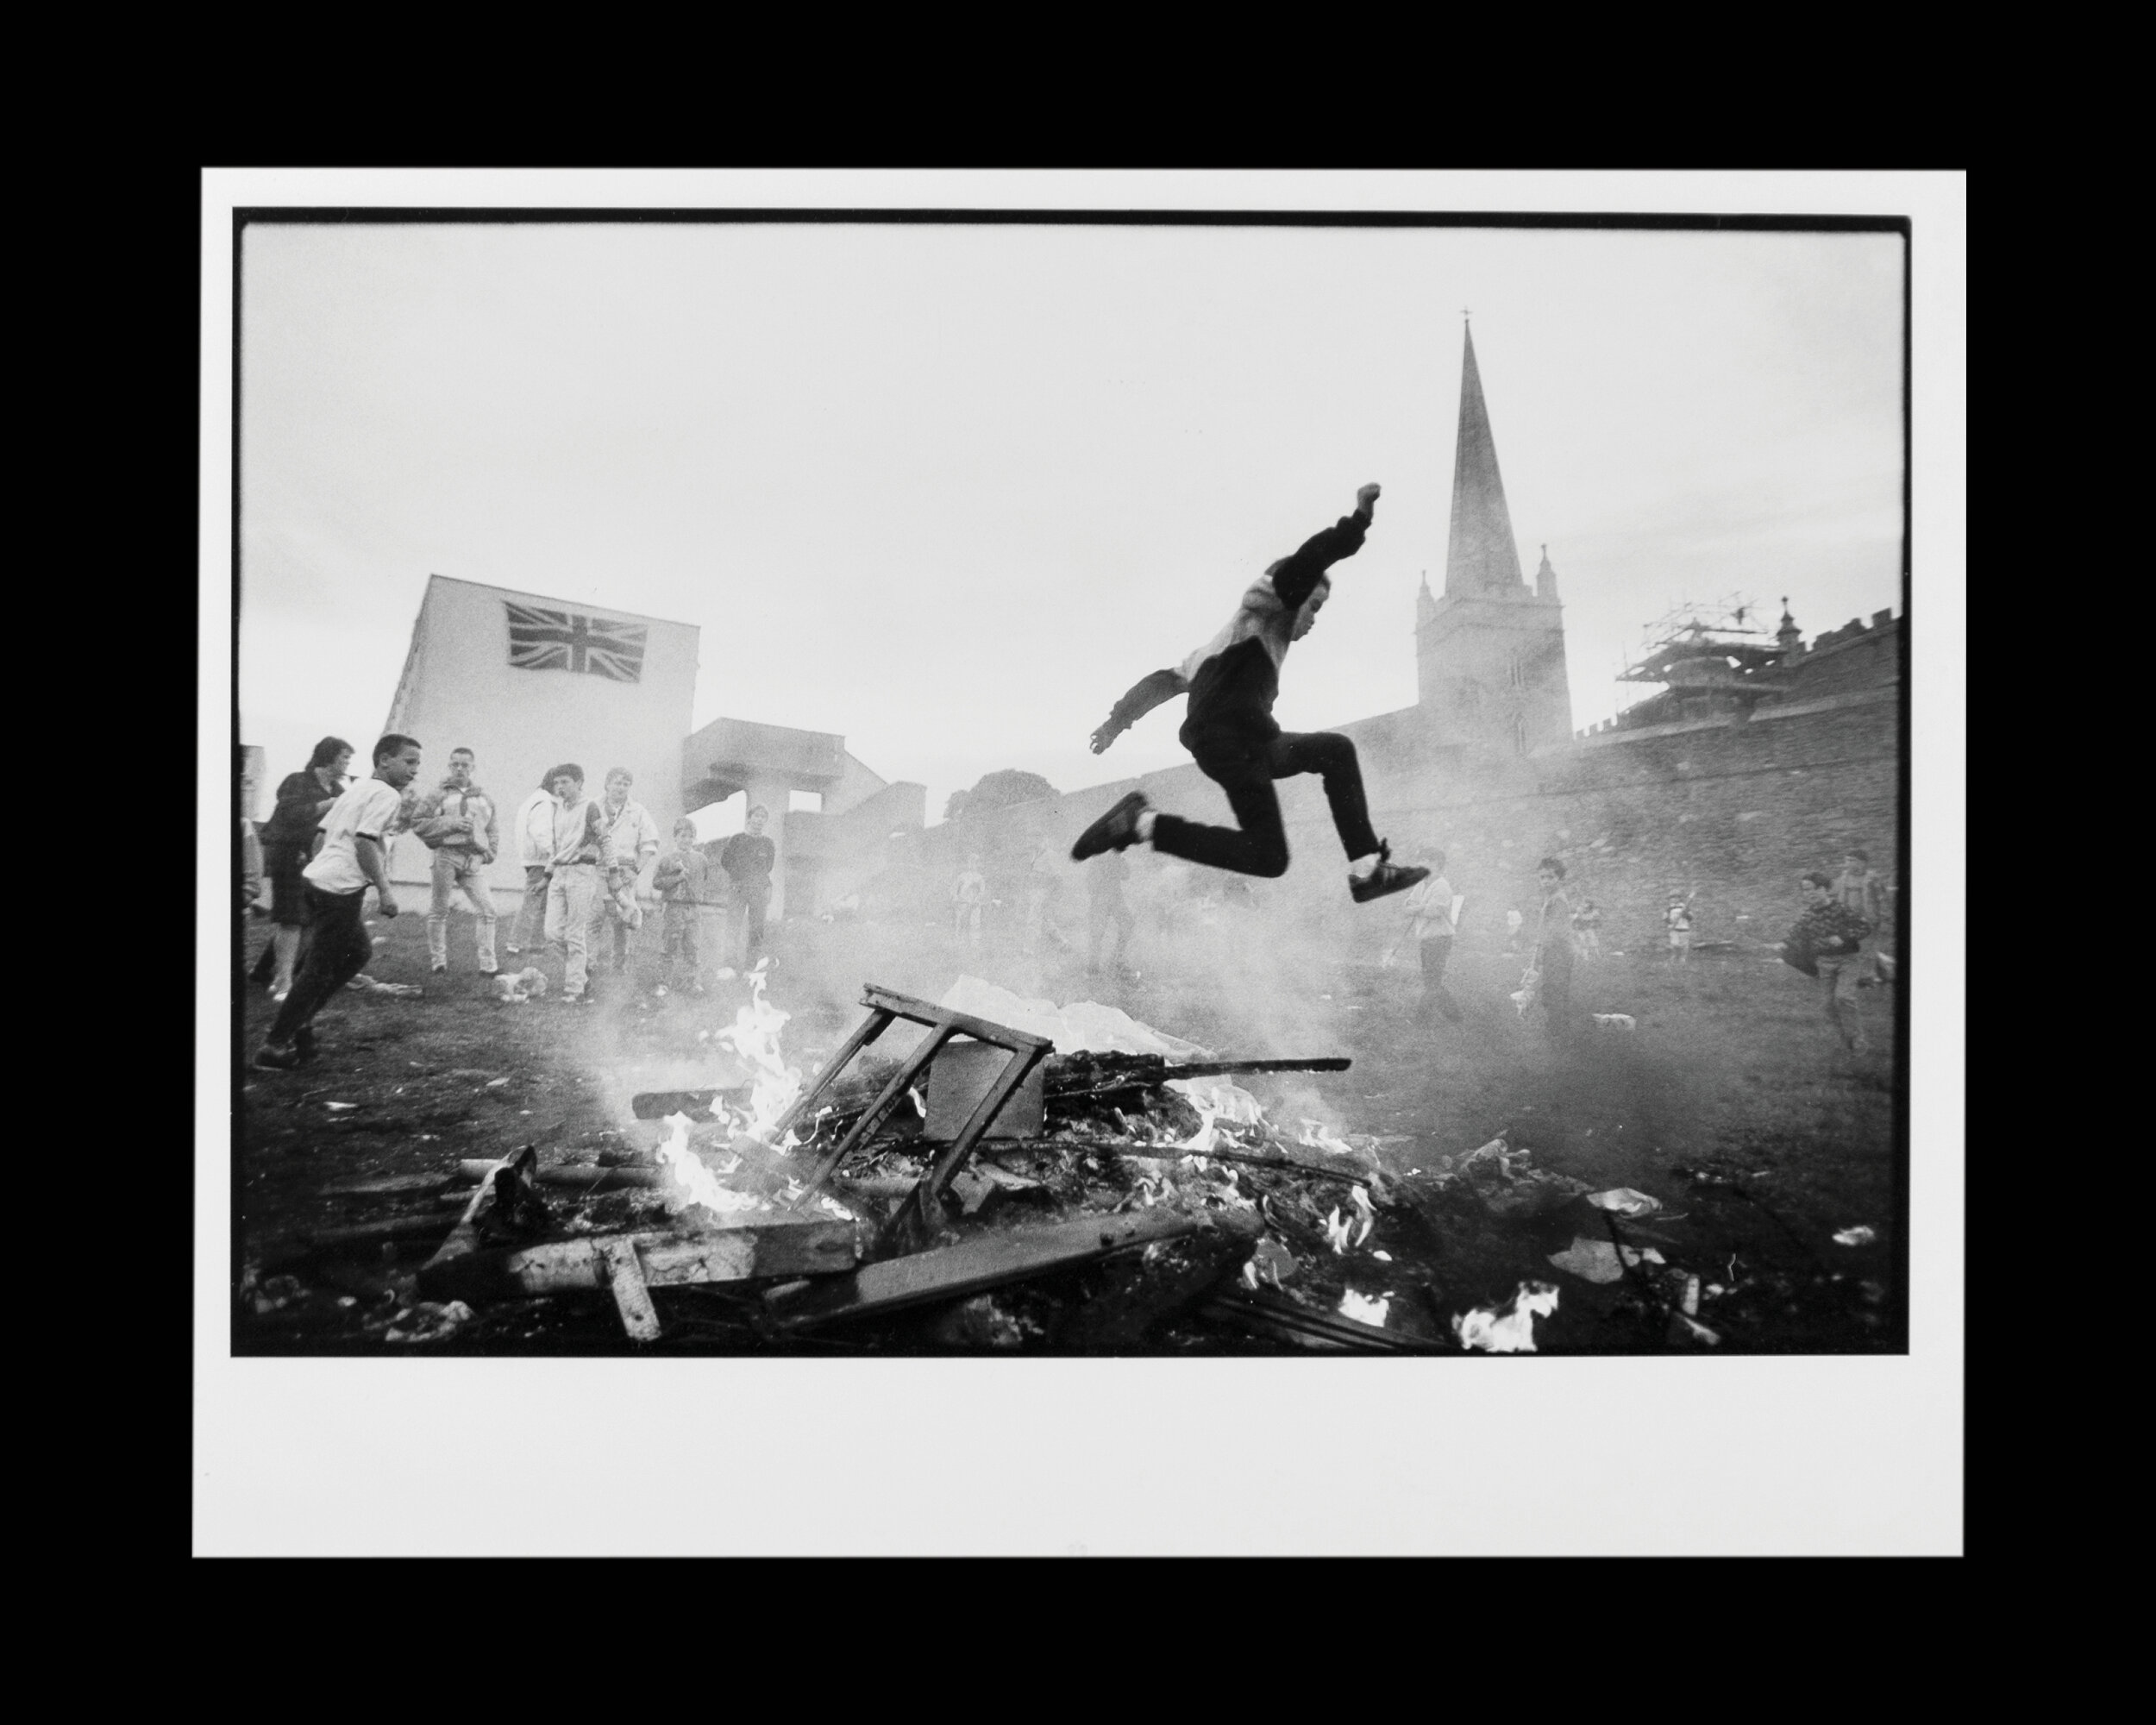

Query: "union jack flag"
left=505, top=603, right=647, bottom=683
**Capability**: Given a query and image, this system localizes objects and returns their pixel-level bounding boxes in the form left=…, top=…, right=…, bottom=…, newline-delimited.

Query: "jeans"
left=1150, top=731, right=1380, bottom=878
left=427, top=850, right=498, bottom=970
left=661, top=904, right=700, bottom=985
left=730, top=887, right=770, bottom=968
left=509, top=865, right=550, bottom=952
left=544, top=864, right=600, bottom=998
left=1814, top=953, right=1867, bottom=1049
left=266, top=885, right=371, bottom=1045
left=589, top=888, right=635, bottom=973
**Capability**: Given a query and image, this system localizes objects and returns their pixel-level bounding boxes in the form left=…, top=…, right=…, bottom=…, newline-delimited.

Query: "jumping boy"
left=1073, top=483, right=1424, bottom=907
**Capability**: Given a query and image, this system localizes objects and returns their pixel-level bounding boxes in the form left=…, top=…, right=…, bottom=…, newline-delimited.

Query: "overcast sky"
left=239, top=220, right=1903, bottom=818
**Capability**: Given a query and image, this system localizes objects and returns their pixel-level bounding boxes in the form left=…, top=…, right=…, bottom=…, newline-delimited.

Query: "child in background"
left=1665, top=888, right=1696, bottom=963
left=1505, top=908, right=1524, bottom=956
left=652, top=819, right=709, bottom=997
left=1570, top=897, right=1603, bottom=961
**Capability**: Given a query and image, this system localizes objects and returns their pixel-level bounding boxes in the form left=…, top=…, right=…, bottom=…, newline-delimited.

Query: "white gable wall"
left=382, top=574, right=700, bottom=904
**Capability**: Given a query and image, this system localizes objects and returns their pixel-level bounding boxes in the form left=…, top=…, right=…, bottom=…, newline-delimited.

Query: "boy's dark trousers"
left=1150, top=731, right=1380, bottom=878
left=1419, top=937, right=1463, bottom=1022
left=266, top=886, right=372, bottom=1044
left=662, top=904, right=699, bottom=983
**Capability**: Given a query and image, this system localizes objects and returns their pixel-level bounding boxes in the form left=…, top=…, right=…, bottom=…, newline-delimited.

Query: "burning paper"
left=1338, top=1289, right=1390, bottom=1327
left=655, top=1113, right=766, bottom=1220
left=1453, top=1282, right=1561, bottom=1353
left=1348, top=1184, right=1376, bottom=1245
left=1584, top=1187, right=1662, bottom=1216
left=1323, top=1207, right=1354, bottom=1254
left=1833, top=1226, right=1877, bottom=1246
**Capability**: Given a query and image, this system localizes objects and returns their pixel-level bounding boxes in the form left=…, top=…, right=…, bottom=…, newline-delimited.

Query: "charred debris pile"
left=250, top=982, right=1865, bottom=1352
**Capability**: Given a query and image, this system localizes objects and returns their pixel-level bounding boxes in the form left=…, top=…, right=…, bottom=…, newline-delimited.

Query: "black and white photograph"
left=199, top=170, right=1964, bottom=1555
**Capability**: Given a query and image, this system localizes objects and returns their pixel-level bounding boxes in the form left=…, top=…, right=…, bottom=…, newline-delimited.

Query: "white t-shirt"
left=304, top=778, right=407, bottom=895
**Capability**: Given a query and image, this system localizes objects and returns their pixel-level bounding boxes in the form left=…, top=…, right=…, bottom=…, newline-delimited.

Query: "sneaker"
left=1072, top=791, right=1150, bottom=861
left=1349, top=843, right=1428, bottom=906
left=253, top=1042, right=302, bottom=1070
left=504, top=944, right=522, bottom=957
left=653, top=984, right=669, bottom=998
left=430, top=962, right=448, bottom=975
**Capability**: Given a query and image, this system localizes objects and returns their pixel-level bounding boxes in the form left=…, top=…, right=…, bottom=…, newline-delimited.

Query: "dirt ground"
left=231, top=901, right=1902, bottom=1356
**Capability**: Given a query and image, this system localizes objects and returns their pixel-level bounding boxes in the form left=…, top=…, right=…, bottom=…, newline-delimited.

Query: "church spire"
left=1536, top=543, right=1558, bottom=602
left=1444, top=323, right=1525, bottom=597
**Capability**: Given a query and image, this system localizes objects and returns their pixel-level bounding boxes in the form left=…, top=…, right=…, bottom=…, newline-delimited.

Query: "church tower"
left=1415, top=323, right=1573, bottom=754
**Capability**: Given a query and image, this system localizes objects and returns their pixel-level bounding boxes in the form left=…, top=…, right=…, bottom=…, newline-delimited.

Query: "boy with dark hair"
left=1835, top=847, right=1892, bottom=986
left=717, top=805, right=777, bottom=969
left=651, top=818, right=709, bottom=996
left=1787, top=871, right=1873, bottom=1052
left=253, top=735, right=422, bottom=1069
left=1074, top=483, right=1425, bottom=907
left=1525, top=856, right=1583, bottom=1044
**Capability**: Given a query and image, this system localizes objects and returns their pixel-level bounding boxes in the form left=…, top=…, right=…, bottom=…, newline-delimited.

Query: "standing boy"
left=651, top=818, right=709, bottom=996
left=412, top=746, right=499, bottom=975
left=1787, top=872, right=1874, bottom=1052
left=254, top=735, right=422, bottom=1069
left=718, top=805, right=777, bottom=969
left=590, top=768, right=661, bottom=978
left=1835, top=848, right=1892, bottom=984
left=1396, top=850, right=1463, bottom=1024
left=1664, top=888, right=1697, bottom=963
left=1074, top=483, right=1424, bottom=907
left=505, top=768, right=563, bottom=957
left=1526, top=857, right=1583, bottom=1045
left=542, top=765, right=616, bottom=1005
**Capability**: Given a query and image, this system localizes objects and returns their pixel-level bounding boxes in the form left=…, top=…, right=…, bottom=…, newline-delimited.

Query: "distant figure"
left=1025, top=842, right=1065, bottom=955
left=411, top=745, right=500, bottom=976
left=238, top=751, right=265, bottom=919
left=1570, top=896, right=1603, bottom=963
left=1835, top=848, right=1892, bottom=985
left=1504, top=908, right=1524, bottom=957
left=650, top=817, right=709, bottom=996
left=1397, top=850, right=1463, bottom=1024
left=1087, top=848, right=1137, bottom=976
left=953, top=853, right=987, bottom=952
left=1665, top=888, right=1697, bottom=963
left=254, top=735, right=422, bottom=1069
left=505, top=768, right=565, bottom=957
left=1785, top=871, right=1874, bottom=1053
left=1525, top=857, right=1584, bottom=1044
left=718, top=804, right=777, bottom=970
left=1075, top=482, right=1425, bottom=907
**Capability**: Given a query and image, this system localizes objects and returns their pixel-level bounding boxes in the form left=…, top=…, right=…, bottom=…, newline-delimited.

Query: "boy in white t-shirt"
left=254, top=734, right=422, bottom=1070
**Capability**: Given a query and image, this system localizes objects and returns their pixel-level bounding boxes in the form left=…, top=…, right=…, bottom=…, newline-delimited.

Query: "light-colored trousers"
left=510, top=866, right=550, bottom=951
left=428, top=850, right=498, bottom=969
left=1814, top=953, right=1867, bottom=1049
left=544, top=863, right=601, bottom=999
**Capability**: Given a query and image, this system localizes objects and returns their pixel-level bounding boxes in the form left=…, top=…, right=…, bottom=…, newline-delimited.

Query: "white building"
left=381, top=574, right=699, bottom=905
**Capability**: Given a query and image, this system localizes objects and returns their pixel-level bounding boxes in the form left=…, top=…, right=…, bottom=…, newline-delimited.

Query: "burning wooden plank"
left=763, top=1209, right=1200, bottom=1331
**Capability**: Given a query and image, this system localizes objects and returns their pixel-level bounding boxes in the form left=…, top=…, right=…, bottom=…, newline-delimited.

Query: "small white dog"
left=492, top=966, right=549, bottom=1004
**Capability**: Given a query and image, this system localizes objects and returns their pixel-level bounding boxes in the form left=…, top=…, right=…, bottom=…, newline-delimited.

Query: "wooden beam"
left=768, top=1005, right=896, bottom=1141
left=764, top=1209, right=1200, bottom=1330
left=597, top=1239, right=662, bottom=1341
left=416, top=1220, right=862, bottom=1305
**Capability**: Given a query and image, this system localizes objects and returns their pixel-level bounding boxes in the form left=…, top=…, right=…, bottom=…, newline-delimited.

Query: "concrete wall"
left=382, top=574, right=699, bottom=903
